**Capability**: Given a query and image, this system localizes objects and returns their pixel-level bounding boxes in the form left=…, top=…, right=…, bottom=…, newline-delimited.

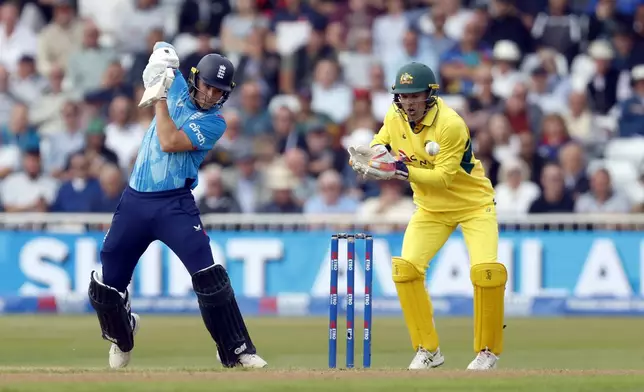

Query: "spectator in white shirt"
left=9, top=55, right=47, bottom=104
left=1, top=148, right=58, bottom=212
left=0, top=1, right=37, bottom=73
left=282, top=148, right=317, bottom=207
left=311, top=59, right=352, bottom=124
left=304, top=169, right=359, bottom=214
left=220, top=0, right=268, bottom=58
left=115, top=0, right=166, bottom=54
left=78, top=0, right=131, bottom=48
left=384, top=30, right=441, bottom=90
left=372, top=0, right=408, bottom=60
left=432, top=0, right=474, bottom=41
left=527, top=65, right=566, bottom=115
left=491, top=40, right=525, bottom=100
left=488, top=113, right=520, bottom=163
left=65, top=19, right=118, bottom=98
left=562, top=91, right=593, bottom=145
left=414, top=6, right=457, bottom=61
left=368, top=63, right=391, bottom=121
left=36, top=0, right=83, bottom=77
left=338, top=28, right=377, bottom=90
left=42, top=101, right=85, bottom=178
left=28, top=65, right=69, bottom=136
left=105, top=95, right=146, bottom=170
left=494, top=157, right=541, bottom=216
left=575, top=167, right=631, bottom=213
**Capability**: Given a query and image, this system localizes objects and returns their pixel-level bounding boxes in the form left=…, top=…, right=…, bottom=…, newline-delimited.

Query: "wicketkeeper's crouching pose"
left=349, top=62, right=507, bottom=370
left=88, top=42, right=267, bottom=369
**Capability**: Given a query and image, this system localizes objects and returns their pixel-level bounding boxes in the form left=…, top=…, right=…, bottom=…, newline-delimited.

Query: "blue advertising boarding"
left=0, top=229, right=642, bottom=316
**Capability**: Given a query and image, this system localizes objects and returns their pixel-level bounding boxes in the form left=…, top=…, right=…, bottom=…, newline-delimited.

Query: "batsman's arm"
left=406, top=116, right=468, bottom=188
left=170, top=68, right=188, bottom=91
left=155, top=101, right=194, bottom=153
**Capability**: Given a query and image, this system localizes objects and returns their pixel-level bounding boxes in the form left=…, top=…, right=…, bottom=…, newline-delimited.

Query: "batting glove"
left=139, top=66, right=175, bottom=108
left=149, top=41, right=180, bottom=69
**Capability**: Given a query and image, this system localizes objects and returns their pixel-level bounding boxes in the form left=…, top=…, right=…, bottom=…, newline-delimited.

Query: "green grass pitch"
left=0, top=315, right=642, bottom=391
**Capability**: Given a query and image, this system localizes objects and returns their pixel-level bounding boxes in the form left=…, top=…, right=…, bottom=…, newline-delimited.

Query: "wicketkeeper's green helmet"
left=391, top=62, right=440, bottom=113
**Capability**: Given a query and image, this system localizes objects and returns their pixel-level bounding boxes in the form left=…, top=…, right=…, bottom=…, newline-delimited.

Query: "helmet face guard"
left=392, top=83, right=439, bottom=122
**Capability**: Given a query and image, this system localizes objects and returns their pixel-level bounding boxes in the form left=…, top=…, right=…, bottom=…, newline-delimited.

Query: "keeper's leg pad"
left=391, top=257, right=439, bottom=352
left=88, top=270, right=135, bottom=353
left=470, top=262, right=508, bottom=355
left=192, top=264, right=257, bottom=367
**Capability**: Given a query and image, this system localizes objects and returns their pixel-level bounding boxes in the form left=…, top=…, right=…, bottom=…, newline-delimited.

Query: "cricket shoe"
left=108, top=313, right=140, bottom=369
left=216, top=350, right=268, bottom=368
left=466, top=348, right=498, bottom=370
left=238, top=353, right=268, bottom=368
left=408, top=346, right=445, bottom=370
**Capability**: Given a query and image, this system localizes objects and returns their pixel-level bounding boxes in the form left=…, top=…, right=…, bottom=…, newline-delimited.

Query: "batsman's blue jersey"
left=129, top=70, right=225, bottom=192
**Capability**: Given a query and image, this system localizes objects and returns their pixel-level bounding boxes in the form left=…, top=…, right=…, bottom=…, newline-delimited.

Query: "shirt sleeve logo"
left=189, top=111, right=205, bottom=121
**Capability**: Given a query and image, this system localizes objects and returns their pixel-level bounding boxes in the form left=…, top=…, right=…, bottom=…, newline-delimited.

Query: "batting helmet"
left=188, top=53, right=236, bottom=110
left=391, top=62, right=440, bottom=116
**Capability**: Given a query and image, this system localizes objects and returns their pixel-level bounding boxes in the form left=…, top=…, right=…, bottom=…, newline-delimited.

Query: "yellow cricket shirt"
left=370, top=98, right=495, bottom=212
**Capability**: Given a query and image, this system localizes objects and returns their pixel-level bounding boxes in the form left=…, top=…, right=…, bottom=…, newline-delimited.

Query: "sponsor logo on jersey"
left=398, top=149, right=412, bottom=163
left=398, top=149, right=430, bottom=167
left=189, top=122, right=206, bottom=146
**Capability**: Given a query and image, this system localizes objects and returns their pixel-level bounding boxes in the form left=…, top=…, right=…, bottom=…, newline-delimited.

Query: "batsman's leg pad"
left=192, top=264, right=257, bottom=367
left=88, top=270, right=134, bottom=353
left=391, top=257, right=439, bottom=352
left=471, top=262, right=508, bottom=355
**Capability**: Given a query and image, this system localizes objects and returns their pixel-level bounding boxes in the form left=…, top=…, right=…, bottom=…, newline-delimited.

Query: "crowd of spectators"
left=0, top=0, right=643, bottom=223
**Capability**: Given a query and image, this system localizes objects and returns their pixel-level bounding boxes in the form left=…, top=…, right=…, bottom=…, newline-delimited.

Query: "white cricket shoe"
left=108, top=313, right=140, bottom=369
left=216, top=350, right=268, bottom=368
left=467, top=349, right=498, bottom=370
left=408, top=346, right=445, bottom=370
left=238, top=353, right=268, bottom=368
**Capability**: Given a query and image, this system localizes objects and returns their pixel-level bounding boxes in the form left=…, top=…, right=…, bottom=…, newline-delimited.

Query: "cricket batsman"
left=87, top=42, right=267, bottom=369
left=349, top=62, right=507, bottom=370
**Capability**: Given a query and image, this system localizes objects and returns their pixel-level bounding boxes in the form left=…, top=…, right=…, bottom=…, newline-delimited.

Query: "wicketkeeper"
left=88, top=42, right=267, bottom=369
left=349, top=62, right=507, bottom=370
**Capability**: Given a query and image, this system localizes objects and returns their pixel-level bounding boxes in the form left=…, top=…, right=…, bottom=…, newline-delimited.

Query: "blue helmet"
left=188, top=53, right=236, bottom=110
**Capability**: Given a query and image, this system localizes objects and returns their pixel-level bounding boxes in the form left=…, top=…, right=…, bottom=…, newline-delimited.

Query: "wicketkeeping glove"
left=349, top=144, right=409, bottom=181
left=349, top=145, right=378, bottom=180
left=368, top=156, right=409, bottom=181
